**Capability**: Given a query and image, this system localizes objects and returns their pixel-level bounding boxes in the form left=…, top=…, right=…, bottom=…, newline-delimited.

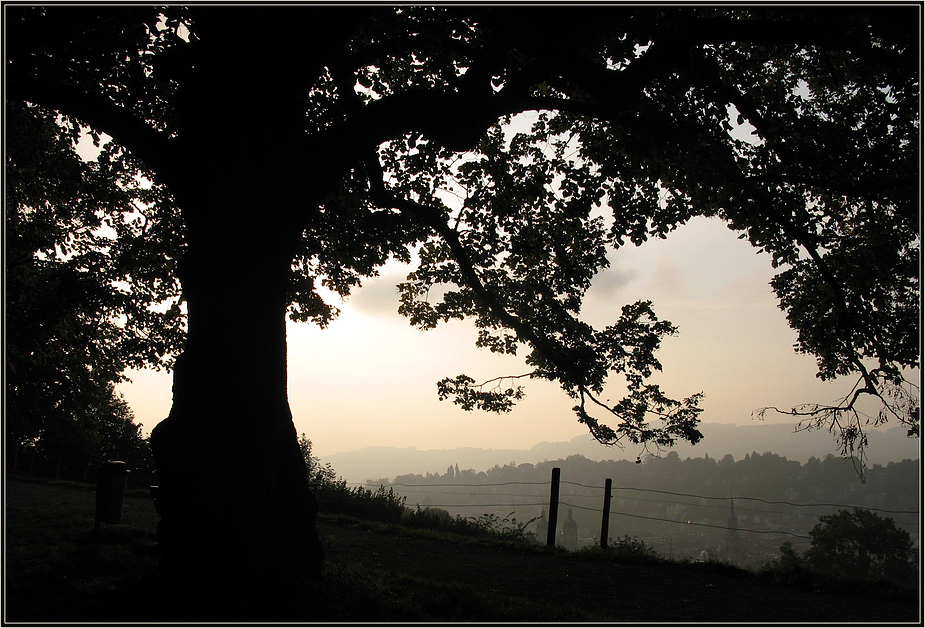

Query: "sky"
left=117, top=213, right=893, bottom=459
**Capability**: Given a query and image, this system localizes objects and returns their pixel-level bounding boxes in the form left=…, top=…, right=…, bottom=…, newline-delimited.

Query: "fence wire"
left=362, top=479, right=920, bottom=517
left=353, top=477, right=919, bottom=542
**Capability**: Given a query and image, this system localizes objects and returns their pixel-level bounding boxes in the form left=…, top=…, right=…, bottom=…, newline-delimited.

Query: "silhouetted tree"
left=6, top=100, right=177, bottom=481
left=5, top=6, right=918, bottom=618
left=803, top=508, right=918, bottom=585
left=298, top=433, right=337, bottom=490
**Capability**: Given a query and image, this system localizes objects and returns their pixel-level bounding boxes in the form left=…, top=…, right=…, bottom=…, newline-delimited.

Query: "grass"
left=5, top=475, right=919, bottom=623
left=321, top=510, right=546, bottom=551
left=4, top=478, right=160, bottom=622
left=321, top=558, right=605, bottom=622
left=315, top=512, right=609, bottom=621
left=3, top=477, right=624, bottom=622
left=2, top=482, right=587, bottom=622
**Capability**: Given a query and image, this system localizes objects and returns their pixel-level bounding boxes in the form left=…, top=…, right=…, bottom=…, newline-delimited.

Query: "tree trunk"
left=149, top=241, right=325, bottom=619
left=148, top=175, right=325, bottom=620
left=145, top=26, right=333, bottom=617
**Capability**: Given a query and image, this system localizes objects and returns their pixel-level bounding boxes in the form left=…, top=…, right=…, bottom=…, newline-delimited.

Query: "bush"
left=464, top=512, right=537, bottom=542
left=299, top=435, right=408, bottom=521
left=404, top=506, right=453, bottom=528
left=760, top=511, right=919, bottom=592
left=402, top=507, right=538, bottom=544
left=578, top=534, right=662, bottom=562
left=759, top=542, right=818, bottom=587
left=804, top=508, right=917, bottom=586
left=609, top=534, right=661, bottom=559
left=317, top=482, right=408, bottom=522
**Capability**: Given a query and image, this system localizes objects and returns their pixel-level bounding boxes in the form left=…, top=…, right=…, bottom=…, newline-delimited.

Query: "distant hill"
left=319, top=422, right=920, bottom=485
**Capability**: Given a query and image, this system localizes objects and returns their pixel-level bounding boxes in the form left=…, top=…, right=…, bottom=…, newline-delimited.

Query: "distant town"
left=357, top=451, right=919, bottom=568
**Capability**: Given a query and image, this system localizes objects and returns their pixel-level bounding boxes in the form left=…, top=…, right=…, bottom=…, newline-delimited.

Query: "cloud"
left=343, top=266, right=411, bottom=318
left=650, top=257, right=686, bottom=295
left=586, top=266, right=638, bottom=299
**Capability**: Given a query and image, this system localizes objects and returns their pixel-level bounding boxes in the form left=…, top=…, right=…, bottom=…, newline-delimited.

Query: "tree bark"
left=149, top=235, right=325, bottom=618
left=145, top=26, right=331, bottom=618
left=148, top=133, right=325, bottom=619
left=149, top=238, right=326, bottom=618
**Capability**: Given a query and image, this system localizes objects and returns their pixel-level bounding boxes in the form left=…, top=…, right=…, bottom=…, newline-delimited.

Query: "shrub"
left=465, top=512, right=537, bottom=542
left=404, top=506, right=453, bottom=528
left=608, top=534, right=661, bottom=559
left=804, top=509, right=918, bottom=586
left=400, top=507, right=540, bottom=544
left=760, top=512, right=919, bottom=593
left=317, top=482, right=408, bottom=522
left=576, top=535, right=662, bottom=563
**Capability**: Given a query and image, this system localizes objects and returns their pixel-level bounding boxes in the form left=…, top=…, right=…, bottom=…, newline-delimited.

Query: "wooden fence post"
left=600, top=477, right=612, bottom=549
left=546, top=467, right=560, bottom=547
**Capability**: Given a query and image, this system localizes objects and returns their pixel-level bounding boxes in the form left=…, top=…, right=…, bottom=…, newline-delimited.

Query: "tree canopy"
left=6, top=100, right=180, bottom=479
left=6, top=6, right=918, bottom=456
left=802, top=508, right=918, bottom=585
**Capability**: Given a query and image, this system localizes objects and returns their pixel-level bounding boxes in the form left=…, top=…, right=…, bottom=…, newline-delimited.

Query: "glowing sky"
left=118, top=214, right=880, bottom=458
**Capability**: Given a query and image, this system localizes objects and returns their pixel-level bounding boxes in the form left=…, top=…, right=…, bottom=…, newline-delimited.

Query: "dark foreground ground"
left=320, top=515, right=922, bottom=623
left=4, top=476, right=921, bottom=624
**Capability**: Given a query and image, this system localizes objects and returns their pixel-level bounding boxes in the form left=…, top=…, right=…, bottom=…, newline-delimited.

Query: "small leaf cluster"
left=464, top=511, right=538, bottom=542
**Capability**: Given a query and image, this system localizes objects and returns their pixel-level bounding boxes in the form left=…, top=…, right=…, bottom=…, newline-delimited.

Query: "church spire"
left=727, top=497, right=738, bottom=529
left=724, top=497, right=741, bottom=564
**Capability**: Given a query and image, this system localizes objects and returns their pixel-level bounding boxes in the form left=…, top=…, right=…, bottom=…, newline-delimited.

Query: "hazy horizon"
left=317, top=421, right=920, bottom=486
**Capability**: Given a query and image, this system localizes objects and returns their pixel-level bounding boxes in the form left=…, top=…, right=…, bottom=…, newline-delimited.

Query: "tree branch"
left=363, top=154, right=552, bottom=352
left=748, top=173, right=915, bottom=202
left=6, top=70, right=177, bottom=180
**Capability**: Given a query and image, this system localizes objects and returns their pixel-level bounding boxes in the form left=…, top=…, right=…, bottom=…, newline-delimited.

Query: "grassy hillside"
left=4, top=475, right=919, bottom=623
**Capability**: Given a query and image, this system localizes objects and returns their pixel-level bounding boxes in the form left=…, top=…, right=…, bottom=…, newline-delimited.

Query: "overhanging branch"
left=363, top=153, right=555, bottom=359
left=6, top=70, right=177, bottom=179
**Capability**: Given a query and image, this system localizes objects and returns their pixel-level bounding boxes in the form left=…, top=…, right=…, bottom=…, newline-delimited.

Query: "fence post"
left=546, top=467, right=560, bottom=547
left=600, top=477, right=612, bottom=549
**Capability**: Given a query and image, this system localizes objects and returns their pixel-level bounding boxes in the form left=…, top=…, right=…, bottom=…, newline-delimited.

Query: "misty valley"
left=350, top=451, right=919, bottom=569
